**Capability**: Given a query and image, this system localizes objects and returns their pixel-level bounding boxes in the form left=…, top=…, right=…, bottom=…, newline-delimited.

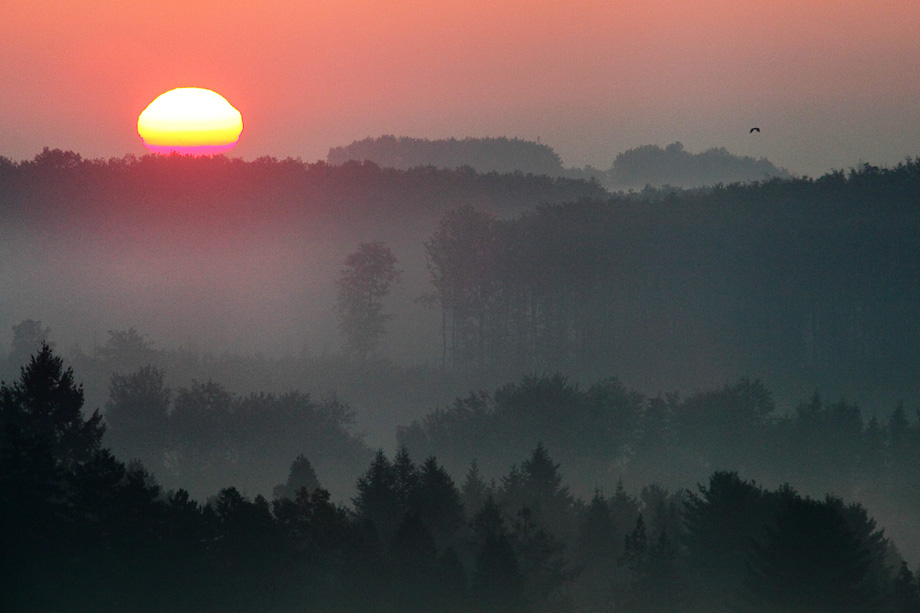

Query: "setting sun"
left=137, top=87, right=243, bottom=155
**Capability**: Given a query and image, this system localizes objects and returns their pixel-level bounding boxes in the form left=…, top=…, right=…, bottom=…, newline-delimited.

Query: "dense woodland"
left=3, top=149, right=920, bottom=609
left=422, top=160, right=920, bottom=407
left=2, top=346, right=920, bottom=611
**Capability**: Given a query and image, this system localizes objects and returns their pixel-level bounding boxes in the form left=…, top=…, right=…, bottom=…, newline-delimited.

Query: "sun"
left=138, top=88, right=243, bottom=155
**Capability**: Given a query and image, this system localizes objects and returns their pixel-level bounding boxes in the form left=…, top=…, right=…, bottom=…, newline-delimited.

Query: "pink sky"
left=2, top=0, right=918, bottom=175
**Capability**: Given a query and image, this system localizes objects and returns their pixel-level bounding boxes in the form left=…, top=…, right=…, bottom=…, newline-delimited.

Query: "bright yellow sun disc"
left=138, top=87, right=243, bottom=155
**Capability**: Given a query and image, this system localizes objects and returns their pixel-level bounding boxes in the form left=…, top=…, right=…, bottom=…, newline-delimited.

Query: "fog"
left=3, top=146, right=920, bottom=611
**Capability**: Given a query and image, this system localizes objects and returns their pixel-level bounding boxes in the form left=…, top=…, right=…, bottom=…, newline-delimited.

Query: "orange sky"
left=1, top=0, right=918, bottom=175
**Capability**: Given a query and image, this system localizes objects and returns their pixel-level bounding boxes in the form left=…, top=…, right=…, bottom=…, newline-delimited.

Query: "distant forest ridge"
left=326, top=135, right=792, bottom=189
left=609, top=141, right=792, bottom=188
left=328, top=135, right=566, bottom=177
left=0, top=147, right=606, bottom=222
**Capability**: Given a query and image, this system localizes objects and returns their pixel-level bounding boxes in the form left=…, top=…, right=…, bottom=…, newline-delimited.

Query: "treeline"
left=608, top=141, right=791, bottom=188
left=421, top=159, right=920, bottom=406
left=0, top=147, right=604, bottom=224
left=324, top=136, right=790, bottom=189
left=3, top=346, right=919, bottom=612
left=398, top=374, right=920, bottom=524
left=327, top=135, right=567, bottom=177
left=105, top=367, right=370, bottom=502
left=0, top=321, right=465, bottom=495
left=2, top=323, right=377, bottom=500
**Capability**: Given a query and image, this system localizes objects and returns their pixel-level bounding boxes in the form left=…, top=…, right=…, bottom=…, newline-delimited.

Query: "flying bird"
left=750, top=127, right=760, bottom=133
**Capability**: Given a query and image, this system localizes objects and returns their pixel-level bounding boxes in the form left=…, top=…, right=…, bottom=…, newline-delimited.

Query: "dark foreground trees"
left=3, top=347, right=918, bottom=612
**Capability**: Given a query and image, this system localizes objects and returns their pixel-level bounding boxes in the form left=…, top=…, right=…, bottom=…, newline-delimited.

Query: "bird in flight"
left=750, top=127, right=760, bottom=133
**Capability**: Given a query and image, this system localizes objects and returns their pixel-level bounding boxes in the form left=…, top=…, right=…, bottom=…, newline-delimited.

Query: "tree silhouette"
left=168, top=379, right=234, bottom=482
left=471, top=496, right=525, bottom=612
left=424, top=205, right=500, bottom=371
left=0, top=343, right=105, bottom=609
left=8, top=319, right=52, bottom=369
left=461, top=460, right=491, bottom=519
left=682, top=471, right=771, bottom=609
left=620, top=514, right=686, bottom=611
left=744, top=496, right=878, bottom=611
left=1, top=342, right=104, bottom=470
left=105, top=365, right=170, bottom=471
left=415, top=455, right=465, bottom=548
left=94, top=327, right=156, bottom=371
left=890, top=561, right=920, bottom=612
left=336, top=241, right=400, bottom=362
left=389, top=512, right=440, bottom=611
left=353, top=449, right=401, bottom=544
left=273, top=453, right=321, bottom=501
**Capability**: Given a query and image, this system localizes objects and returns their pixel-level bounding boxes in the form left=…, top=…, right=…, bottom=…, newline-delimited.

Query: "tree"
left=681, top=471, right=771, bottom=609
left=888, top=402, right=911, bottom=453
left=105, top=365, right=170, bottom=469
left=168, top=380, right=235, bottom=482
left=415, top=456, right=464, bottom=548
left=95, top=327, right=156, bottom=371
left=424, top=206, right=500, bottom=371
left=8, top=319, right=52, bottom=368
left=210, top=487, right=286, bottom=610
left=507, top=443, right=573, bottom=533
left=575, top=490, right=618, bottom=566
left=0, top=343, right=106, bottom=610
left=273, top=453, right=321, bottom=501
left=389, top=513, right=440, bottom=612
left=471, top=496, right=525, bottom=612
left=392, top=445, right=420, bottom=513
left=510, top=505, right=572, bottom=610
left=744, top=496, right=879, bottom=611
left=572, top=490, right=622, bottom=612
left=461, top=460, right=490, bottom=519
left=1, top=342, right=104, bottom=471
left=335, top=241, right=400, bottom=362
left=890, top=561, right=920, bottom=612
left=620, top=515, right=686, bottom=611
left=353, top=449, right=401, bottom=544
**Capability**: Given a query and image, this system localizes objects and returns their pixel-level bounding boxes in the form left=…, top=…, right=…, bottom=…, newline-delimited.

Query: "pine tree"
left=273, top=453, right=321, bottom=501
left=389, top=512, right=439, bottom=611
left=1, top=342, right=104, bottom=470
left=416, top=456, right=464, bottom=548
left=0, top=344, right=105, bottom=609
left=392, top=444, right=420, bottom=513
left=471, top=496, right=525, bottom=612
left=353, top=449, right=400, bottom=544
left=745, top=496, right=877, bottom=611
left=461, top=460, right=490, bottom=519
left=890, top=561, right=920, bottom=612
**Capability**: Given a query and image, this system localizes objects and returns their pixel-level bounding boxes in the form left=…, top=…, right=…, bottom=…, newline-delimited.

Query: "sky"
left=1, top=0, right=919, bottom=176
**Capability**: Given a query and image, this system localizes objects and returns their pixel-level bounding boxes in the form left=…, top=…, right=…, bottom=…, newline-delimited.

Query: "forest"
left=327, top=136, right=568, bottom=178
left=2, top=149, right=920, bottom=609
left=325, top=136, right=790, bottom=188
left=2, top=345, right=919, bottom=611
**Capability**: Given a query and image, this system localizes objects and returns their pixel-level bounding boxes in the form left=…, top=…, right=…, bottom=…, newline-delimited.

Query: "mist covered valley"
left=3, top=145, right=920, bottom=611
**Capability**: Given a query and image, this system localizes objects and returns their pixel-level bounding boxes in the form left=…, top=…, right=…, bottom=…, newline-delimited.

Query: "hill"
left=328, top=135, right=566, bottom=176
left=608, top=141, right=792, bottom=188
